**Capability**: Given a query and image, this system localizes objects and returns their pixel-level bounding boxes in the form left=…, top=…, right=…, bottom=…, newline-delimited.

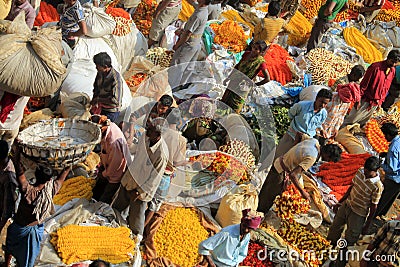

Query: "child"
left=327, top=156, right=383, bottom=267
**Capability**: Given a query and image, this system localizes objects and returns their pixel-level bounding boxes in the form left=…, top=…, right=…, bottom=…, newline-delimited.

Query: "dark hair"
left=350, top=65, right=365, bottom=79
left=387, top=49, right=400, bottom=62
left=204, top=0, right=212, bottom=5
left=166, top=108, right=182, bottom=125
left=364, top=156, right=380, bottom=172
left=253, top=40, right=268, bottom=54
left=89, top=260, right=111, bottom=267
left=93, top=52, right=112, bottom=68
left=35, top=166, right=53, bottom=185
left=381, top=123, right=398, bottom=137
left=316, top=88, right=333, bottom=100
left=268, top=1, right=280, bottom=16
left=159, top=94, right=173, bottom=107
left=321, top=144, right=342, bottom=163
left=0, top=140, right=9, bottom=160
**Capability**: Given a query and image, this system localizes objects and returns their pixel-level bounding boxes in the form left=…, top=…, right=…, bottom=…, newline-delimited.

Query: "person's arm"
left=255, top=64, right=270, bottom=86
left=68, top=20, right=88, bottom=37
left=10, top=144, right=28, bottom=189
left=26, top=8, right=36, bottom=29
left=360, top=2, right=383, bottom=13
left=56, top=168, right=70, bottom=184
left=111, top=70, right=123, bottom=108
left=154, top=0, right=171, bottom=17
left=173, top=30, right=192, bottom=51
left=384, top=148, right=400, bottom=175
left=362, top=203, right=377, bottom=235
left=130, top=102, right=154, bottom=121
left=198, top=232, right=227, bottom=262
left=323, top=1, right=337, bottom=17
left=288, top=102, right=301, bottom=120
left=289, top=166, right=311, bottom=201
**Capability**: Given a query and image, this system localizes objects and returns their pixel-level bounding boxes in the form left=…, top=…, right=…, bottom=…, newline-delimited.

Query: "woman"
left=222, top=40, right=270, bottom=113
left=4, top=146, right=70, bottom=267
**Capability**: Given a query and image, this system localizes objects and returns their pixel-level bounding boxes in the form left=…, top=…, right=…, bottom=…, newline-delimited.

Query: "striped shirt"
left=347, top=168, right=383, bottom=217
left=253, top=17, right=285, bottom=44
left=274, top=138, right=320, bottom=174
left=371, top=220, right=399, bottom=267
left=321, top=93, right=351, bottom=138
left=363, top=0, right=385, bottom=7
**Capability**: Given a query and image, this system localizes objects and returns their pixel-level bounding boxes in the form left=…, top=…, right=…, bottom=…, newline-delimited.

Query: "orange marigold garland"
left=125, top=73, right=148, bottom=94
left=317, top=153, right=371, bottom=200
left=106, top=7, right=132, bottom=36
left=259, top=44, right=293, bottom=85
left=210, top=20, right=248, bottom=53
left=133, top=0, right=158, bottom=36
left=365, top=119, right=389, bottom=153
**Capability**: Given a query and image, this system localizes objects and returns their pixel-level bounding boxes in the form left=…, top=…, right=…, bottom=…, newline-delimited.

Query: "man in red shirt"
left=343, top=50, right=400, bottom=127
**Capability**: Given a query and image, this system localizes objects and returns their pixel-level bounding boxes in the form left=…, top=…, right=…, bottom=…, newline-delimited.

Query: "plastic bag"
left=215, top=184, right=259, bottom=227
left=84, top=5, right=116, bottom=38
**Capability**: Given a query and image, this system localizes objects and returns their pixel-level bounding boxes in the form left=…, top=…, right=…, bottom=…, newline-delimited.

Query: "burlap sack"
left=215, top=184, right=258, bottom=228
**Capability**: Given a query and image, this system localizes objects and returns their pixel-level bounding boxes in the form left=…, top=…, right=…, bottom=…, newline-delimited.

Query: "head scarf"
left=240, top=209, right=263, bottom=230
left=337, top=83, right=361, bottom=103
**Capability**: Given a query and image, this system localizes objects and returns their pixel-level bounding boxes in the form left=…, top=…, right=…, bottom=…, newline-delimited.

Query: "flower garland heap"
left=50, top=225, right=135, bottom=264
left=365, top=119, right=390, bottom=153
left=133, top=0, right=158, bottom=36
left=153, top=208, right=209, bottom=267
left=53, top=176, right=96, bottom=205
left=105, top=7, right=132, bottom=36
left=274, top=184, right=311, bottom=220
left=210, top=20, right=248, bottom=53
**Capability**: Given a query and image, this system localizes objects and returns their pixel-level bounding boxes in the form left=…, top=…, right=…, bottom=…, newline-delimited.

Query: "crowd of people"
left=0, top=0, right=400, bottom=266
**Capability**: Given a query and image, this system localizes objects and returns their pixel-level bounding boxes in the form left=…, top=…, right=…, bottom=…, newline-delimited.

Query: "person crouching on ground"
left=198, top=209, right=263, bottom=267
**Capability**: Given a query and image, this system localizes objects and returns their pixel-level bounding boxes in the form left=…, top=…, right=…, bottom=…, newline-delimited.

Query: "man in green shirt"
left=306, top=0, right=348, bottom=53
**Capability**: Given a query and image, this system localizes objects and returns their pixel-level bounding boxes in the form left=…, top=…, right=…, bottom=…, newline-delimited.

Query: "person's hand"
left=332, top=129, right=338, bottom=139
left=172, top=44, right=179, bottom=51
left=333, top=203, right=342, bottom=213
left=320, top=129, right=329, bottom=139
left=355, top=101, right=361, bottom=110
left=301, top=190, right=311, bottom=203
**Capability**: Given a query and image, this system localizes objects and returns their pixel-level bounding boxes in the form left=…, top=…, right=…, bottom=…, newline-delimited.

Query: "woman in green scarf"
left=222, top=40, right=270, bottom=113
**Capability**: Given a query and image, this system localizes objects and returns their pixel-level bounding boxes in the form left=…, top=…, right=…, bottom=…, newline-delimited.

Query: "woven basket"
left=17, top=118, right=101, bottom=169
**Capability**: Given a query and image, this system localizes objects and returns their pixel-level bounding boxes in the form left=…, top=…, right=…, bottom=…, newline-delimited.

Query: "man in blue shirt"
left=274, top=89, right=332, bottom=159
left=198, top=209, right=262, bottom=267
left=377, top=123, right=400, bottom=217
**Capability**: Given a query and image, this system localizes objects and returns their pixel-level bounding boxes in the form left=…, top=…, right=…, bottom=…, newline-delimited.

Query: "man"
left=5, top=146, right=70, bottom=267
left=91, top=52, right=123, bottom=123
left=327, top=156, right=383, bottom=267
left=0, top=141, right=18, bottom=234
left=123, top=94, right=173, bottom=146
left=274, top=88, right=332, bottom=159
left=258, top=139, right=342, bottom=214
left=359, top=0, right=385, bottom=23
left=376, top=123, right=400, bottom=217
left=91, top=115, right=131, bottom=204
left=382, top=65, right=400, bottom=110
left=253, top=1, right=286, bottom=44
left=198, top=209, right=262, bottom=267
left=330, top=64, right=365, bottom=91
left=89, top=260, right=111, bottom=267
left=343, top=50, right=400, bottom=127
left=112, top=120, right=168, bottom=239
left=147, top=0, right=182, bottom=48
left=5, top=0, right=36, bottom=29
left=360, top=215, right=399, bottom=267
left=117, top=0, right=139, bottom=16
left=168, top=0, right=209, bottom=90
left=59, top=0, right=87, bottom=48
left=144, top=109, right=187, bottom=228
left=306, top=0, right=348, bottom=53
left=0, top=91, right=29, bottom=148
left=208, top=0, right=221, bottom=20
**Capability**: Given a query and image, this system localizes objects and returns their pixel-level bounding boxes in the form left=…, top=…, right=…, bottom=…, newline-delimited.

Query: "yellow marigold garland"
left=153, top=208, right=209, bottom=267
left=51, top=225, right=135, bottom=264
left=286, top=11, right=312, bottom=46
left=343, top=27, right=383, bottom=64
left=53, top=176, right=96, bottom=205
left=210, top=20, right=248, bottom=53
